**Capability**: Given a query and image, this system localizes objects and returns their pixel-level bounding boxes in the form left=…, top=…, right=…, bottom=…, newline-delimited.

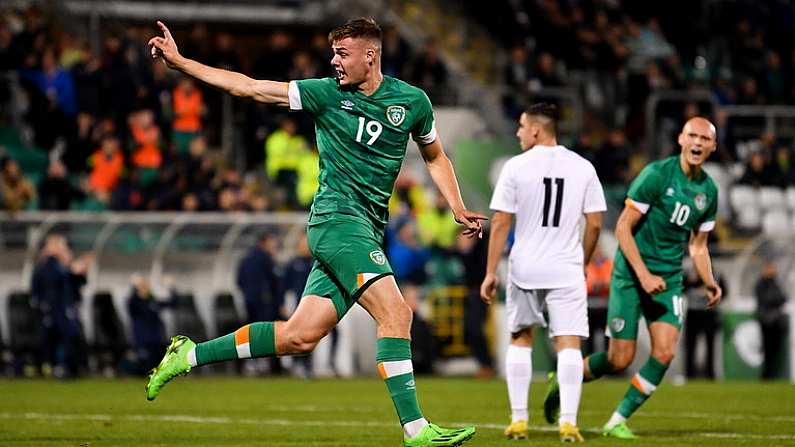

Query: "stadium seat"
left=213, top=292, right=243, bottom=375
left=736, top=207, right=762, bottom=230
left=785, top=187, right=795, bottom=211
left=7, top=291, right=42, bottom=376
left=91, top=291, right=127, bottom=376
left=729, top=185, right=756, bottom=214
left=173, top=293, right=207, bottom=342
left=762, top=210, right=790, bottom=237
left=703, top=162, right=731, bottom=219
left=758, top=187, right=785, bottom=211
left=214, top=292, right=241, bottom=336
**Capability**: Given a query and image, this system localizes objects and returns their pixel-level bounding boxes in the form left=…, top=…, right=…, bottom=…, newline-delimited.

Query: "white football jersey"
left=489, top=145, right=607, bottom=289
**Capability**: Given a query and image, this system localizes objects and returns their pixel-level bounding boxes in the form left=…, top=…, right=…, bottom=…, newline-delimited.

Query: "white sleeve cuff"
left=413, top=122, right=437, bottom=145
left=626, top=198, right=650, bottom=214
left=288, top=81, right=302, bottom=111
left=699, top=220, right=716, bottom=232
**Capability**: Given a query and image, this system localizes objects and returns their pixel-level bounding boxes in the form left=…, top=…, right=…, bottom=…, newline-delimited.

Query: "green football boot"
left=543, top=371, right=560, bottom=424
left=403, top=423, right=476, bottom=447
left=145, top=335, right=195, bottom=401
left=602, top=421, right=638, bottom=439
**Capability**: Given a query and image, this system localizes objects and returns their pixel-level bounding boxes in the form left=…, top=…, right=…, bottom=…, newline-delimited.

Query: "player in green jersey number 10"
left=147, top=17, right=485, bottom=447
left=544, top=117, right=723, bottom=439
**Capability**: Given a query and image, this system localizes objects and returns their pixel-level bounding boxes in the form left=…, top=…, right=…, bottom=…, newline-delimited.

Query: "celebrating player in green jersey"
left=544, top=117, right=722, bottom=439
left=146, top=18, right=484, bottom=446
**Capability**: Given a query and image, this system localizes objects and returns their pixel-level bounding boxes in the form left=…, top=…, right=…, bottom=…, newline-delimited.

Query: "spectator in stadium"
left=23, top=46, right=78, bottom=117
left=387, top=217, right=430, bottom=285
left=457, top=230, right=494, bottom=379
left=128, top=274, right=176, bottom=373
left=417, top=190, right=460, bottom=250
left=409, top=39, right=448, bottom=103
left=295, top=145, right=319, bottom=209
left=38, top=160, right=84, bottom=210
left=31, top=234, right=88, bottom=379
left=236, top=232, right=283, bottom=373
left=585, top=245, right=612, bottom=355
left=87, top=135, right=124, bottom=200
left=265, top=116, right=309, bottom=208
left=683, top=263, right=724, bottom=379
left=380, top=26, right=409, bottom=78
left=172, top=77, right=204, bottom=153
left=754, top=261, right=789, bottom=380
left=401, top=282, right=435, bottom=375
left=738, top=151, right=778, bottom=187
left=595, top=129, right=631, bottom=185
left=0, top=157, right=35, bottom=211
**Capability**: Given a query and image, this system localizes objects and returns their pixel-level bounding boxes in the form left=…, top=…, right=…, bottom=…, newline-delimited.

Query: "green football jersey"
left=614, top=156, right=718, bottom=281
left=289, top=76, right=436, bottom=229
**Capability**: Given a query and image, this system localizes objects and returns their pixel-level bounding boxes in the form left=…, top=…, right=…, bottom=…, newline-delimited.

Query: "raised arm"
left=418, top=138, right=486, bottom=237
left=148, top=21, right=289, bottom=106
left=688, top=230, right=722, bottom=308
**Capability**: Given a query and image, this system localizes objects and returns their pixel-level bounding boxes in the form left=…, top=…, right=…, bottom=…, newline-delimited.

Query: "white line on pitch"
left=1, top=412, right=794, bottom=441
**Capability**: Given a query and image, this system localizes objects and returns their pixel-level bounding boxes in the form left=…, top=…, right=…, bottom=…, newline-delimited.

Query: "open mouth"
left=691, top=149, right=703, bottom=157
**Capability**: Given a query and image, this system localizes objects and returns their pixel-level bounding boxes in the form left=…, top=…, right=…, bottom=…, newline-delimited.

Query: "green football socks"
left=616, top=356, right=669, bottom=418
left=195, top=322, right=276, bottom=366
left=376, top=337, right=425, bottom=427
left=583, top=351, right=611, bottom=382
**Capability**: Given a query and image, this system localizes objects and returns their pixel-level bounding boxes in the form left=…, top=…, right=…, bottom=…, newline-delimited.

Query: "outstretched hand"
left=454, top=209, right=488, bottom=239
left=148, top=21, right=182, bottom=69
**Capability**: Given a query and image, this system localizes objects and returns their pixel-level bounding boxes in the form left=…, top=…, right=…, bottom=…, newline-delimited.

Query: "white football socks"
left=557, top=348, right=583, bottom=426
left=505, top=344, right=533, bottom=423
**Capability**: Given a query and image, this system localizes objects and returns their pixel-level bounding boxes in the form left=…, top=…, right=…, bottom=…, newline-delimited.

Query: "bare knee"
left=651, top=347, right=675, bottom=365
left=280, top=322, right=327, bottom=355
left=375, top=301, right=412, bottom=332
left=607, top=346, right=635, bottom=372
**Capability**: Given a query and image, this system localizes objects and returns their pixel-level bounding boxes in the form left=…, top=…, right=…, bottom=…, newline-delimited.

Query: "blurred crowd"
left=0, top=5, right=450, bottom=213
left=462, top=0, right=795, bottom=187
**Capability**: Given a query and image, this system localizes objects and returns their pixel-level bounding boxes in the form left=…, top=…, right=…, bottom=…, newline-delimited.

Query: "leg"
left=605, top=322, right=679, bottom=436
left=542, top=284, right=588, bottom=442
left=145, top=295, right=337, bottom=401
left=358, top=275, right=475, bottom=446
left=684, top=311, right=699, bottom=377
left=583, top=276, right=641, bottom=382
left=502, top=283, right=545, bottom=437
left=505, top=328, right=533, bottom=438
left=464, top=289, right=494, bottom=376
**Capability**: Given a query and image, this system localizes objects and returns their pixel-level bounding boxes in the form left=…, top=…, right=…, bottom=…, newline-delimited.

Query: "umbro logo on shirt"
left=666, top=187, right=675, bottom=197
left=340, top=100, right=355, bottom=110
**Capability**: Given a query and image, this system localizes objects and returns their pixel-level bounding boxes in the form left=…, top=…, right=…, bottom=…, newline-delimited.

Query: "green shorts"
left=302, top=213, right=393, bottom=320
left=606, top=273, right=686, bottom=340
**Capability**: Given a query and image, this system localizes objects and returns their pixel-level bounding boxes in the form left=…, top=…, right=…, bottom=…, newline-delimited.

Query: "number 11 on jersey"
left=542, top=177, right=565, bottom=227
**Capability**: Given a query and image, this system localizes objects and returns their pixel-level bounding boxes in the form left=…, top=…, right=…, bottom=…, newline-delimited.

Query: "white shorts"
left=505, top=281, right=589, bottom=338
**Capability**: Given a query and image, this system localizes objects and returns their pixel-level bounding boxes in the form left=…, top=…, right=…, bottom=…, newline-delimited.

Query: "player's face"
left=678, top=119, right=717, bottom=166
left=330, top=37, right=374, bottom=86
left=516, top=113, right=536, bottom=151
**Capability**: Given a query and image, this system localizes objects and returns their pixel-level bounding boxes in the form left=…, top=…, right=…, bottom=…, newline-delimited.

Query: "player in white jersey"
left=481, top=103, right=606, bottom=443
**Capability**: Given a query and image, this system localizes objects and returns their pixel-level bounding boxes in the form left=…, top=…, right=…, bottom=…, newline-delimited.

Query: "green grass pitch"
left=1, top=377, right=793, bottom=446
